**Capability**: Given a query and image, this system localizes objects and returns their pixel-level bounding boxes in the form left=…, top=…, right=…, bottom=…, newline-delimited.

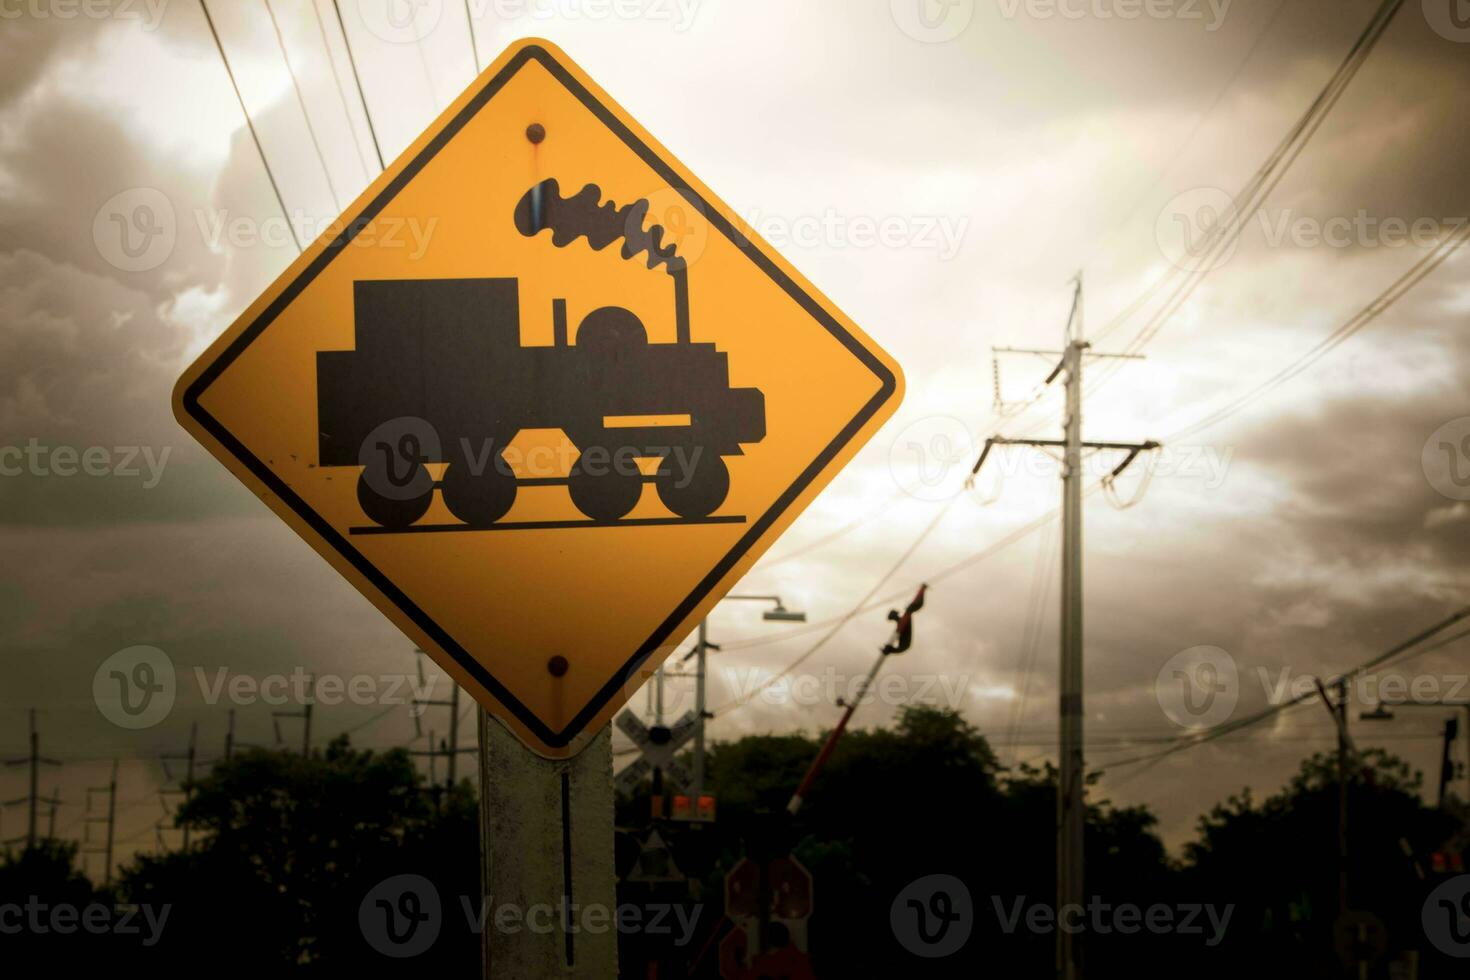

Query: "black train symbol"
left=316, top=180, right=765, bottom=529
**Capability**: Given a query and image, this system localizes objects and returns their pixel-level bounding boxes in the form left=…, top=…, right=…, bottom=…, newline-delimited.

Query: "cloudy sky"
left=1, top=0, right=1468, bottom=863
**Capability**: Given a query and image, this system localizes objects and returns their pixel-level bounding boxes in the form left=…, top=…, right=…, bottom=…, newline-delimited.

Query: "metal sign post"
left=478, top=710, right=617, bottom=977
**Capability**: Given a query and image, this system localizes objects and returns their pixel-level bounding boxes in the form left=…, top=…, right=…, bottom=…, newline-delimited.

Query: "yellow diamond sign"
left=174, top=39, right=903, bottom=757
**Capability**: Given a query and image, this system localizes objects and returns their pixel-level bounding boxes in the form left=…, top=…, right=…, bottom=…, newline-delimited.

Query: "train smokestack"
left=514, top=179, right=687, bottom=275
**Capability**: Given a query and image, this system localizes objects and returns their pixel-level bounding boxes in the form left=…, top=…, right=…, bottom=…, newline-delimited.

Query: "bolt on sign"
left=173, top=39, right=903, bottom=758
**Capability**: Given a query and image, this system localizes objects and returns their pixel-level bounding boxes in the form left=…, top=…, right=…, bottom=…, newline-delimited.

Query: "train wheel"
left=657, top=455, right=730, bottom=519
left=568, top=450, right=642, bottom=522
left=442, top=457, right=517, bottom=527
left=356, top=467, right=433, bottom=529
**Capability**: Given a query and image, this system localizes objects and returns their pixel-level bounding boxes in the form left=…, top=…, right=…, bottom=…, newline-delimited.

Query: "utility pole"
left=1361, top=700, right=1470, bottom=806
left=693, top=620, right=709, bottom=799
left=1315, top=678, right=1353, bottom=918
left=46, top=785, right=62, bottom=839
left=272, top=674, right=315, bottom=757
left=160, top=722, right=199, bottom=850
left=971, top=278, right=1159, bottom=980
left=410, top=650, right=475, bottom=791
left=1439, top=715, right=1459, bottom=809
left=676, top=597, right=805, bottom=809
left=85, top=759, right=119, bottom=886
left=4, top=709, right=61, bottom=850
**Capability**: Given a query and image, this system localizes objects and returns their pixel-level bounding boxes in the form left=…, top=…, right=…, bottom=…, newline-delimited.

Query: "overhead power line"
left=198, top=0, right=302, bottom=252
left=1164, top=219, right=1470, bottom=442
left=309, top=0, right=373, bottom=183
left=1095, top=606, right=1470, bottom=775
left=1110, top=0, right=1405, bottom=356
left=330, top=0, right=388, bottom=173
left=265, top=0, right=344, bottom=214
left=464, top=0, right=482, bottom=71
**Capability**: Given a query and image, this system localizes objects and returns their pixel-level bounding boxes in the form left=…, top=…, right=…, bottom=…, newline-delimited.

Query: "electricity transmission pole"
left=85, top=759, right=120, bottom=886
left=410, top=649, right=475, bottom=792
left=272, top=674, right=315, bottom=757
left=4, top=709, right=61, bottom=850
left=160, top=722, right=199, bottom=850
left=971, top=278, right=1159, bottom=980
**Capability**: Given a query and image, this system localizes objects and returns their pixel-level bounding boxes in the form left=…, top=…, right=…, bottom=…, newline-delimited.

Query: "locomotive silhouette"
left=317, top=179, right=765, bottom=530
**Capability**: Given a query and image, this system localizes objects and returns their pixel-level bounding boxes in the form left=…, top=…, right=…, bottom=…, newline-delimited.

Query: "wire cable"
left=1094, top=608, right=1470, bottom=775
left=265, top=0, right=344, bottom=214
left=310, top=0, right=373, bottom=183
left=464, top=0, right=482, bottom=71
left=330, top=0, right=387, bottom=173
left=199, top=0, right=302, bottom=252
left=1164, top=219, right=1470, bottom=442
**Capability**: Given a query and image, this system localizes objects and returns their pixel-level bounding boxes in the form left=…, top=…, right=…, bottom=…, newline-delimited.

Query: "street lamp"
left=657, top=594, right=805, bottom=819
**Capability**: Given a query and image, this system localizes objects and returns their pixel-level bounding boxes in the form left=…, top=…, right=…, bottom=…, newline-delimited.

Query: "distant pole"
left=448, top=684, right=461, bottom=787
left=654, top=665, right=666, bottom=727
left=1314, top=678, right=1351, bottom=918
left=86, top=763, right=120, bottom=879
left=225, top=709, right=235, bottom=761
left=1439, top=716, right=1459, bottom=809
left=46, top=785, right=61, bottom=840
left=302, top=676, right=314, bottom=758
left=1336, top=685, right=1349, bottom=917
left=693, top=620, right=709, bottom=799
left=972, top=277, right=1161, bottom=980
left=185, top=722, right=198, bottom=850
left=4, top=710, right=60, bottom=850
left=412, top=650, right=473, bottom=789
left=271, top=675, right=314, bottom=758
left=1058, top=296, right=1086, bottom=980
left=161, top=722, right=200, bottom=850
left=26, top=714, right=40, bottom=847
left=103, top=759, right=118, bottom=886
left=477, top=710, right=617, bottom=977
